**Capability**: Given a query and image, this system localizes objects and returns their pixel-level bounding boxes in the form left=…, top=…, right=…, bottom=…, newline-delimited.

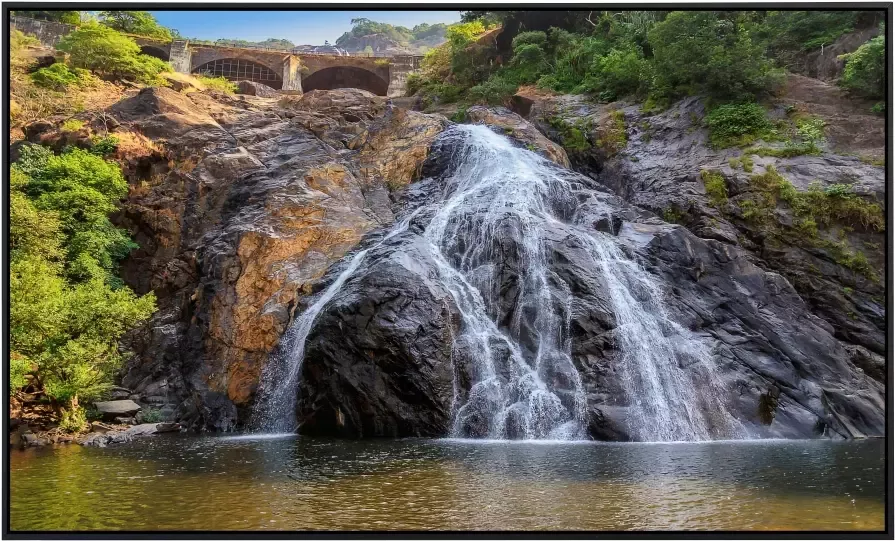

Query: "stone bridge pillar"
left=388, top=56, right=422, bottom=98
left=169, top=40, right=192, bottom=74
left=282, top=56, right=302, bottom=93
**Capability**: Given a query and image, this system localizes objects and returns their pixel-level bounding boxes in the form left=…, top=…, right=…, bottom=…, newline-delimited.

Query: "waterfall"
left=253, top=123, right=743, bottom=441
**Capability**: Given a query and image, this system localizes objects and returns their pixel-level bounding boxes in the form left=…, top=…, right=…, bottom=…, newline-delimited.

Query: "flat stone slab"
left=81, top=422, right=182, bottom=447
left=94, top=400, right=141, bottom=420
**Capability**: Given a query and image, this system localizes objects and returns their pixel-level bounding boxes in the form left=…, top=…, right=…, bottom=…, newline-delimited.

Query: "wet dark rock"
left=523, top=90, right=884, bottom=359
left=299, top=237, right=457, bottom=438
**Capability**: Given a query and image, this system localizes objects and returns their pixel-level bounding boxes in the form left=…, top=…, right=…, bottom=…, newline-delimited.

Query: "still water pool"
left=9, top=435, right=885, bottom=531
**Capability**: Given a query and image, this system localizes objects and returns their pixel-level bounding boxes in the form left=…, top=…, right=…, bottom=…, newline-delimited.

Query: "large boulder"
left=235, top=80, right=278, bottom=98
left=93, top=400, right=141, bottom=421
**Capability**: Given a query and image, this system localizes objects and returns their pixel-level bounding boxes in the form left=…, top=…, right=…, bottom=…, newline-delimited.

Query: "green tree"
left=98, top=10, right=173, bottom=41
left=56, top=22, right=170, bottom=84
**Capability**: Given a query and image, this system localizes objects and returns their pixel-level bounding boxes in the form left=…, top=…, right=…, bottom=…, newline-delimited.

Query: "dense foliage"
left=196, top=75, right=239, bottom=93
left=56, top=23, right=170, bottom=85
left=10, top=146, right=156, bottom=431
left=411, top=10, right=878, bottom=110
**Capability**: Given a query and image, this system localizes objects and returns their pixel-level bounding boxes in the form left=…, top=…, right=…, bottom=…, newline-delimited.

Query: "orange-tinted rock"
left=112, top=88, right=449, bottom=430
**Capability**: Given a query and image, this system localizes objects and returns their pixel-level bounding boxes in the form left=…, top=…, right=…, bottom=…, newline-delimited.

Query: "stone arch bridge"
left=10, top=16, right=423, bottom=97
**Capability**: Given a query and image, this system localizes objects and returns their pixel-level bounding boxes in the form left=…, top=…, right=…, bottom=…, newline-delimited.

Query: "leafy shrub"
left=90, top=136, right=120, bottom=156
left=705, top=103, right=773, bottom=148
left=751, top=143, right=820, bottom=158
left=31, top=63, right=95, bottom=90
left=583, top=44, right=652, bottom=100
left=450, top=105, right=468, bottom=123
left=796, top=116, right=825, bottom=145
left=467, top=77, right=518, bottom=106
left=506, top=32, right=550, bottom=85
left=195, top=75, right=238, bottom=93
left=141, top=408, right=163, bottom=423
left=839, top=32, right=884, bottom=98
left=57, top=23, right=170, bottom=85
left=701, top=169, right=729, bottom=206
left=60, top=119, right=85, bottom=132
left=750, top=167, right=884, bottom=233
left=19, top=147, right=135, bottom=282
left=546, top=116, right=591, bottom=153
left=538, top=30, right=610, bottom=94
left=406, top=72, right=423, bottom=95
left=10, top=29, right=40, bottom=55
left=59, top=404, right=89, bottom=432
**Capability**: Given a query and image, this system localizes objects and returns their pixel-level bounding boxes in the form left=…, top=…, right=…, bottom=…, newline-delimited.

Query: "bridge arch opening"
left=301, top=66, right=388, bottom=96
left=193, top=58, right=283, bottom=89
left=140, top=46, right=169, bottom=62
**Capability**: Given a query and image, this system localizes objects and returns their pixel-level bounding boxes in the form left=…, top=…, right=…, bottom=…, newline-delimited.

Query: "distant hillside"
left=335, top=18, right=450, bottom=54
left=193, top=38, right=295, bottom=50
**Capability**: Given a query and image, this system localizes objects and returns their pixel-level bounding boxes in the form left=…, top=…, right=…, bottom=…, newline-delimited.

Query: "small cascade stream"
left=253, top=124, right=744, bottom=441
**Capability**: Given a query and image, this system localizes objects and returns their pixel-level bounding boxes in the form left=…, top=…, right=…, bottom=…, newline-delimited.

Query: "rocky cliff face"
left=25, top=87, right=447, bottom=430
left=511, top=76, right=885, bottom=364
left=25, top=83, right=882, bottom=439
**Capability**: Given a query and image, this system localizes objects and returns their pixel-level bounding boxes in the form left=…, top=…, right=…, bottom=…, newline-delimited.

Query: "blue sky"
left=150, top=11, right=463, bottom=45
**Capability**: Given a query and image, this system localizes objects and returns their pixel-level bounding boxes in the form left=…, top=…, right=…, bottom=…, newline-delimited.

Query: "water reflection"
left=9, top=436, right=885, bottom=531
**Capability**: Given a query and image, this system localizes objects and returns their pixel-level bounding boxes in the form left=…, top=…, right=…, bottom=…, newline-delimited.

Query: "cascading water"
left=253, top=123, right=744, bottom=441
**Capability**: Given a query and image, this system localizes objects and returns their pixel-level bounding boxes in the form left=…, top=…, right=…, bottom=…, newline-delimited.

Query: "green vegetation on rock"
left=31, top=63, right=96, bottom=91
left=704, top=103, right=775, bottom=148
left=700, top=169, right=729, bottom=207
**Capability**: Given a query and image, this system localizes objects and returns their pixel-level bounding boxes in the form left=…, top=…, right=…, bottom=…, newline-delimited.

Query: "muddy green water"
left=9, top=436, right=885, bottom=531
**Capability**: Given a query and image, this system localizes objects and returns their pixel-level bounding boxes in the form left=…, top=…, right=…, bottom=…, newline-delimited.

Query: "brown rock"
left=236, top=80, right=279, bottom=98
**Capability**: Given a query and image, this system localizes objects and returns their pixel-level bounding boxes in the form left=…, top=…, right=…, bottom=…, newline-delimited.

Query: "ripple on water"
left=8, top=436, right=885, bottom=531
